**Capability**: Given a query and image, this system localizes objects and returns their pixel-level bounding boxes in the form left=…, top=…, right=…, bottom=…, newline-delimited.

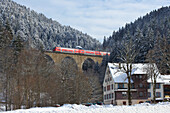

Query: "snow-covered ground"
left=1, top=102, right=170, bottom=113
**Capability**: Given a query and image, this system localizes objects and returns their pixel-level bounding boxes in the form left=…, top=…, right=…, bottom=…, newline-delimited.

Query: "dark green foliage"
left=0, top=21, right=13, bottom=49
left=11, top=35, right=24, bottom=63
left=12, top=35, right=24, bottom=53
left=104, top=6, right=170, bottom=63
left=0, top=0, right=101, bottom=50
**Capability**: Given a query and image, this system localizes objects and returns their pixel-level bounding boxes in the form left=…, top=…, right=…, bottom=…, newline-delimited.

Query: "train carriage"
left=53, top=46, right=110, bottom=56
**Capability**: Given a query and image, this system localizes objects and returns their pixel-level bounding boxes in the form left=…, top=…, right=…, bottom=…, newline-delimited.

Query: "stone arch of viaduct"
left=45, top=52, right=103, bottom=71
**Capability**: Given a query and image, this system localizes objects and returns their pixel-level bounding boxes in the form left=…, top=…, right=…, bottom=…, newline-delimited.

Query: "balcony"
left=115, top=88, right=137, bottom=91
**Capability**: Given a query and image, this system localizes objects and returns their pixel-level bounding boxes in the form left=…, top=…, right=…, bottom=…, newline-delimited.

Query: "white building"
left=161, top=75, right=170, bottom=100
left=103, top=63, right=164, bottom=105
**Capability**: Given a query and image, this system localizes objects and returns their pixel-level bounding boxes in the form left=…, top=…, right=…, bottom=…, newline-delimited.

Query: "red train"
left=53, top=46, right=110, bottom=56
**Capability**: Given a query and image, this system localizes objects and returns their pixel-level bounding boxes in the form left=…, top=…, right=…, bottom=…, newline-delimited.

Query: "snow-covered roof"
left=107, top=63, right=163, bottom=83
left=161, top=75, right=170, bottom=85
left=147, top=75, right=164, bottom=83
left=107, top=63, right=134, bottom=83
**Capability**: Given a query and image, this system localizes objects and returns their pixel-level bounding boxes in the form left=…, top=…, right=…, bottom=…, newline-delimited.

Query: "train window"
left=74, top=49, right=79, bottom=53
left=80, top=50, right=84, bottom=53
left=95, top=51, right=101, bottom=55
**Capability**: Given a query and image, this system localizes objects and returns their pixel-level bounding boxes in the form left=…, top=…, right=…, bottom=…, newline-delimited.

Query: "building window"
left=139, top=75, right=142, bottom=79
left=111, top=93, right=114, bottom=98
left=156, top=92, right=161, bottom=98
left=148, top=83, right=151, bottom=89
left=148, top=92, right=151, bottom=98
left=118, top=83, right=124, bottom=89
left=110, top=77, right=112, bottom=81
left=139, top=92, right=143, bottom=97
left=109, top=94, right=111, bottom=99
left=131, top=83, right=135, bottom=89
left=156, top=84, right=160, bottom=89
left=107, top=85, right=110, bottom=91
left=123, top=101, right=126, bottom=105
left=111, top=84, right=114, bottom=89
left=136, top=75, right=138, bottom=79
left=108, top=70, right=110, bottom=74
left=139, top=83, right=143, bottom=88
left=122, top=92, right=127, bottom=97
left=104, top=87, right=106, bottom=92
left=111, top=100, right=114, bottom=104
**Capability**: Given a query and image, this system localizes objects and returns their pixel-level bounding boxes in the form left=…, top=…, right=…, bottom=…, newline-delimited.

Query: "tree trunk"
left=17, top=76, right=21, bottom=109
left=128, top=76, right=132, bottom=105
left=153, top=79, right=156, bottom=104
left=5, top=82, right=8, bottom=111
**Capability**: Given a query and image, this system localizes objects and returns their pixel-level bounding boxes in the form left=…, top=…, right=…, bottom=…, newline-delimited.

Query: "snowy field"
left=1, top=102, right=170, bottom=113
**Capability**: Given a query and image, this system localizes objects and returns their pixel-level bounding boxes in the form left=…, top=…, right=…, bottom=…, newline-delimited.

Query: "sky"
left=13, top=0, right=169, bottom=42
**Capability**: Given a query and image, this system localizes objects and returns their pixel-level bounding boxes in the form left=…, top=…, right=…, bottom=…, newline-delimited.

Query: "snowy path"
left=2, top=102, right=170, bottom=113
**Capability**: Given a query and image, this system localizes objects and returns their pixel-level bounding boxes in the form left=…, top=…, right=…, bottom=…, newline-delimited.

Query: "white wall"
left=103, top=67, right=115, bottom=104
left=148, top=83, right=164, bottom=100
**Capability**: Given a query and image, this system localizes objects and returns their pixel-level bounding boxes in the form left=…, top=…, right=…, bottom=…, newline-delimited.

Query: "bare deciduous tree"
left=0, top=21, right=14, bottom=111
left=145, top=34, right=169, bottom=103
left=145, top=63, right=160, bottom=103
left=58, top=58, right=92, bottom=104
left=117, top=39, right=137, bottom=105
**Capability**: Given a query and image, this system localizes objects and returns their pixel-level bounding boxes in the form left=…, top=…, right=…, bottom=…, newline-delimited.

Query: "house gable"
left=103, top=65, right=114, bottom=86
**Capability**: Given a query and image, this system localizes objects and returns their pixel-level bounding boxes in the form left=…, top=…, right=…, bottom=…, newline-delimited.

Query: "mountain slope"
left=103, top=6, right=170, bottom=63
left=0, top=0, right=101, bottom=50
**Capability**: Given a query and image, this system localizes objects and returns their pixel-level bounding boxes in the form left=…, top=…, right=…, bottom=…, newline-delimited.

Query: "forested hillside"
left=0, top=0, right=101, bottom=50
left=103, top=6, right=170, bottom=62
left=103, top=6, right=170, bottom=73
left=0, top=20, right=102, bottom=110
left=103, top=6, right=170, bottom=64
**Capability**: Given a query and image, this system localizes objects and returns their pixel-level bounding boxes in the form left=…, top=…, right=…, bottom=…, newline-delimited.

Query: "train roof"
left=76, top=46, right=83, bottom=49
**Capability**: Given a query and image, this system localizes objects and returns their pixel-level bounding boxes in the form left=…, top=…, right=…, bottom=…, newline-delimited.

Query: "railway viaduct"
left=45, top=51, right=103, bottom=71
